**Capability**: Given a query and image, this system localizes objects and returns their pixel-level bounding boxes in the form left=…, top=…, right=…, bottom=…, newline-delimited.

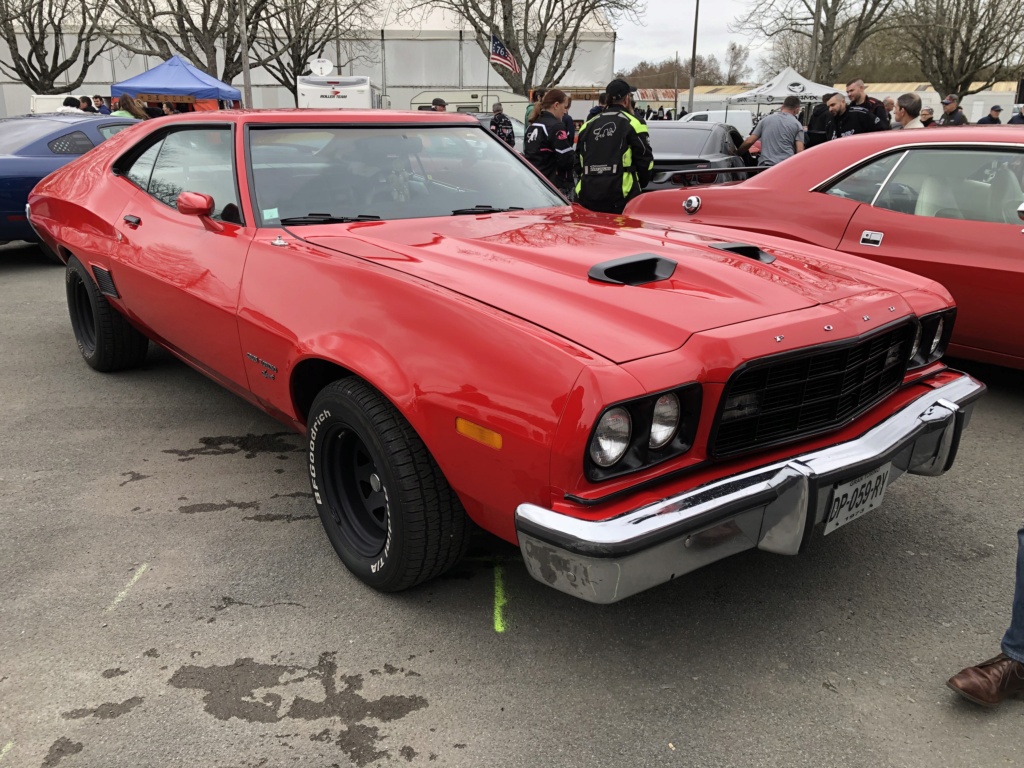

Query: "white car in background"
left=679, top=109, right=755, bottom=137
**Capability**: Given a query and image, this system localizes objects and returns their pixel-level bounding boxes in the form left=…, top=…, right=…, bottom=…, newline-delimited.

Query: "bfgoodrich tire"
left=308, top=377, right=469, bottom=592
left=66, top=256, right=148, bottom=371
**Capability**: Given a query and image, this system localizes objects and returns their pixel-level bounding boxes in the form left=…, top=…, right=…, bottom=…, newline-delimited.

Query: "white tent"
left=727, top=67, right=835, bottom=105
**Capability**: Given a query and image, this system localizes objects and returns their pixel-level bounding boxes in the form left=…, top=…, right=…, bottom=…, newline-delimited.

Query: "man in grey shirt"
left=738, top=95, right=805, bottom=167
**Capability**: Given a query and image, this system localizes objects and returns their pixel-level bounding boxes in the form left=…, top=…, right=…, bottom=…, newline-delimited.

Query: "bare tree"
left=103, top=0, right=275, bottom=83
left=732, top=0, right=896, bottom=84
left=899, top=0, right=1024, bottom=97
left=0, top=0, right=113, bottom=93
left=251, top=0, right=379, bottom=104
left=405, top=0, right=645, bottom=95
left=724, top=41, right=751, bottom=85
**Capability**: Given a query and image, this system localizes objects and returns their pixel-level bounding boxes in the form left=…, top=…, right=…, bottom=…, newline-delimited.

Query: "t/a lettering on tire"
left=307, top=377, right=469, bottom=592
left=65, top=255, right=148, bottom=372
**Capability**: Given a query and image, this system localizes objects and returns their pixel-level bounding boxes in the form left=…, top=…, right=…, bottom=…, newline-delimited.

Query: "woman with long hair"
left=111, top=94, right=149, bottom=120
left=523, top=88, right=575, bottom=199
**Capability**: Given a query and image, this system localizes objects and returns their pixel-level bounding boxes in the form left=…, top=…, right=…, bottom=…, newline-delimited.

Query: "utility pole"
left=809, top=0, right=823, bottom=82
left=674, top=50, right=679, bottom=117
left=687, top=0, right=700, bottom=114
left=237, top=0, right=254, bottom=107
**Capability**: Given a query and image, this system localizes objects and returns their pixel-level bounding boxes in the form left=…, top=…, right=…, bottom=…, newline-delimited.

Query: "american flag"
left=490, top=34, right=521, bottom=75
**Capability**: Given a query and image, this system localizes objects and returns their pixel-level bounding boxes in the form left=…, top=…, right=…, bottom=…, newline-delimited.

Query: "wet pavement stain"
left=212, top=596, right=306, bottom=613
left=243, top=513, right=317, bottom=523
left=179, top=499, right=260, bottom=515
left=101, top=668, right=128, bottom=678
left=41, top=737, right=83, bottom=767
left=118, top=470, right=150, bottom=486
left=61, top=696, right=144, bottom=720
left=169, top=653, right=428, bottom=764
left=399, top=745, right=417, bottom=761
left=163, top=433, right=303, bottom=462
left=143, top=648, right=160, bottom=658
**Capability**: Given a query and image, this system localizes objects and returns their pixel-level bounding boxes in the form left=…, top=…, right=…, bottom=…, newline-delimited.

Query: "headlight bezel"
left=584, top=384, right=703, bottom=482
left=908, top=308, right=956, bottom=369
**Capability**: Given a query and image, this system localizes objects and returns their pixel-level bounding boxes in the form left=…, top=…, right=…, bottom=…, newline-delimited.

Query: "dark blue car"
left=0, top=113, right=137, bottom=258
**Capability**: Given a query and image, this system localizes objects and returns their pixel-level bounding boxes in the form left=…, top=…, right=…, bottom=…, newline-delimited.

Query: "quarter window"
left=873, top=148, right=1024, bottom=224
left=823, top=152, right=903, bottom=204
left=47, top=131, right=94, bottom=155
left=124, top=141, right=162, bottom=190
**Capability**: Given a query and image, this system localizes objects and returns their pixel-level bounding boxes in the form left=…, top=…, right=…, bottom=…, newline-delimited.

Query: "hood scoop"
left=588, top=253, right=677, bottom=286
left=709, top=242, right=776, bottom=264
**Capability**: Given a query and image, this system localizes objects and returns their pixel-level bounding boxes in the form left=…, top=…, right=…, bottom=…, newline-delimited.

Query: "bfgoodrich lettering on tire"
left=65, top=255, right=148, bottom=372
left=308, top=377, right=469, bottom=592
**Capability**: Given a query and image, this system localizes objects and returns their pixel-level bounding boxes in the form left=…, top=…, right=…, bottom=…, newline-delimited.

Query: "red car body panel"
left=625, top=126, right=1024, bottom=368
left=27, top=110, right=973, bottom=551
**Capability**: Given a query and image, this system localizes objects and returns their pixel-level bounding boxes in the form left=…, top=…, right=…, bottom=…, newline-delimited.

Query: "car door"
left=835, top=146, right=1024, bottom=363
left=112, top=124, right=254, bottom=389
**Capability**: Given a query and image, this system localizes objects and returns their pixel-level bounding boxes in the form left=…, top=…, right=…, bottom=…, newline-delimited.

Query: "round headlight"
left=929, top=317, right=944, bottom=356
left=590, top=407, right=631, bottom=467
left=649, top=393, right=680, bottom=449
left=909, top=322, right=923, bottom=360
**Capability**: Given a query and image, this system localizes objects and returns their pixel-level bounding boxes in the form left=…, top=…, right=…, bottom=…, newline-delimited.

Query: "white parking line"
left=105, top=563, right=149, bottom=612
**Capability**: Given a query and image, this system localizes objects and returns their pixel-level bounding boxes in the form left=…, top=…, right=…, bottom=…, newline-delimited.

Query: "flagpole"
left=485, top=1, right=494, bottom=111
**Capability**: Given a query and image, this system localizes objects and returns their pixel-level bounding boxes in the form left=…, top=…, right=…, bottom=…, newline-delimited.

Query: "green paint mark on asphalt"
left=493, top=564, right=507, bottom=633
left=0, top=742, right=13, bottom=762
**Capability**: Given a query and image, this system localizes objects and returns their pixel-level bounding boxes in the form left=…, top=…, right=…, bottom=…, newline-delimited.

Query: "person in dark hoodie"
left=587, top=93, right=606, bottom=120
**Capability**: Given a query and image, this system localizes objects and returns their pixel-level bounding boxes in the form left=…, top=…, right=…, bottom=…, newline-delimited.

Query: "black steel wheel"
left=307, top=377, right=469, bottom=592
left=65, top=255, right=148, bottom=372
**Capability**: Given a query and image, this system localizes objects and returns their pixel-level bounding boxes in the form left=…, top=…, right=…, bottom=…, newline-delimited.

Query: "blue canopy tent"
left=111, top=55, right=241, bottom=103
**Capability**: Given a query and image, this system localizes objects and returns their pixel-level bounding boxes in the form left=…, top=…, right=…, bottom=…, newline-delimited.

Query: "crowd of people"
left=55, top=94, right=185, bottom=120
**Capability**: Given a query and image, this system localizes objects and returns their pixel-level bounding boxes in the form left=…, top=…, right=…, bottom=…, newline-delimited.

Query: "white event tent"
left=727, top=67, right=836, bottom=106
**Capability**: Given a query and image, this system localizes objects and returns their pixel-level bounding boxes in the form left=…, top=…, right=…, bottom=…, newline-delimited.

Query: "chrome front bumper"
left=516, top=374, right=985, bottom=603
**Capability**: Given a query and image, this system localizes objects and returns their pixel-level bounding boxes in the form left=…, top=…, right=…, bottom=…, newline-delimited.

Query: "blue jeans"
left=1001, top=526, right=1024, bottom=663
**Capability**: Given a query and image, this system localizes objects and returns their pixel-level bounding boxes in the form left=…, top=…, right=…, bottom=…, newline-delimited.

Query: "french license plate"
left=824, top=463, right=892, bottom=535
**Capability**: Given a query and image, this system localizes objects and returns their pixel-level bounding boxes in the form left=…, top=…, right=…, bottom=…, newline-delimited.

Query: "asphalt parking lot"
left=1, top=240, right=1023, bottom=768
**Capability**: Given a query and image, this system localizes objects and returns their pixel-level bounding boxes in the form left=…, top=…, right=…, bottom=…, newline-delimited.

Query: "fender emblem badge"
left=774, top=335, right=785, bottom=343
left=863, top=315, right=871, bottom=321
left=823, top=325, right=834, bottom=332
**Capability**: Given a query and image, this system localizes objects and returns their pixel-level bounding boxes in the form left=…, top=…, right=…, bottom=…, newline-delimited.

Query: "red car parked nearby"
left=28, top=111, right=984, bottom=603
left=625, top=127, right=1024, bottom=369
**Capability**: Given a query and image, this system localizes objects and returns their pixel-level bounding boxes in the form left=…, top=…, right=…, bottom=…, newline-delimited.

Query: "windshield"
left=0, top=118, right=61, bottom=154
left=647, top=127, right=711, bottom=159
left=247, top=125, right=566, bottom=225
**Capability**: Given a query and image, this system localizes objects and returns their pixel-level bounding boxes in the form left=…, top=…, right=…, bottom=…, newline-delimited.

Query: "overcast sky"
left=614, top=0, right=758, bottom=77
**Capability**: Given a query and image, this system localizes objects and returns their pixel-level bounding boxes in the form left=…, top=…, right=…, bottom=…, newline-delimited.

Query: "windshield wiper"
left=279, top=213, right=381, bottom=225
left=450, top=205, right=524, bottom=215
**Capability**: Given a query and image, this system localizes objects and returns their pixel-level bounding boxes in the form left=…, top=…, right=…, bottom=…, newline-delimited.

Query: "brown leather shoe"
left=947, top=654, right=1024, bottom=707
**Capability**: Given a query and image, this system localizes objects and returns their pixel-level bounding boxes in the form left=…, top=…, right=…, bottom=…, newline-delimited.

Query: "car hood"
left=301, top=208, right=900, bottom=363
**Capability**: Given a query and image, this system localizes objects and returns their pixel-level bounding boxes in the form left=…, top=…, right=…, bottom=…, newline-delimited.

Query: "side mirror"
left=1018, top=202, right=1024, bottom=222
left=176, top=191, right=224, bottom=232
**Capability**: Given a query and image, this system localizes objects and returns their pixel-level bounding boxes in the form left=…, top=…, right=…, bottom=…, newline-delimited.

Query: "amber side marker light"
left=456, top=418, right=503, bottom=450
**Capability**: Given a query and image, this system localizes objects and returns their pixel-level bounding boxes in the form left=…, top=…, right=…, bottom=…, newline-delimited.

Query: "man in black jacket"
left=844, top=79, right=888, bottom=133
left=806, top=93, right=836, bottom=147
left=977, top=105, right=1003, bottom=124
left=489, top=103, right=515, bottom=147
left=938, top=94, right=969, bottom=126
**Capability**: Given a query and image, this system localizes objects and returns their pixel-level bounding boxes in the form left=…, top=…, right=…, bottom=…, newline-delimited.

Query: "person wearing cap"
left=489, top=102, right=515, bottom=147
left=1009, top=107, right=1024, bottom=125
left=574, top=79, right=654, bottom=214
left=938, top=94, right=967, bottom=126
left=431, top=97, right=447, bottom=112
left=978, top=105, right=1003, bottom=125
left=919, top=106, right=937, bottom=128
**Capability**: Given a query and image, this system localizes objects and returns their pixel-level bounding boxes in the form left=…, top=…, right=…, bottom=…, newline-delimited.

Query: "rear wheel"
left=308, top=377, right=469, bottom=592
left=66, top=256, right=148, bottom=371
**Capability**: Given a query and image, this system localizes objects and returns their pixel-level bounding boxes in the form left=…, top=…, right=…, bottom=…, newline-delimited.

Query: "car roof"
left=154, top=109, right=482, bottom=126
left=740, top=125, right=1024, bottom=185
left=2, top=113, right=129, bottom=125
left=646, top=121, right=718, bottom=132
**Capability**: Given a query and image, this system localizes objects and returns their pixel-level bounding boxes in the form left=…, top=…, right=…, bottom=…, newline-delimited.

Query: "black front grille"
left=710, top=322, right=916, bottom=458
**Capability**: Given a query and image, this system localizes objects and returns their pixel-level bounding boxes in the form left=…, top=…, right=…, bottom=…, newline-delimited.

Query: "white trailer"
left=296, top=76, right=388, bottom=109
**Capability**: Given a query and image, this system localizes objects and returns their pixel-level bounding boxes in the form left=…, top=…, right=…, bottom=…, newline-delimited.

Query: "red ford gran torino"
left=625, top=126, right=1024, bottom=370
left=28, top=111, right=984, bottom=603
